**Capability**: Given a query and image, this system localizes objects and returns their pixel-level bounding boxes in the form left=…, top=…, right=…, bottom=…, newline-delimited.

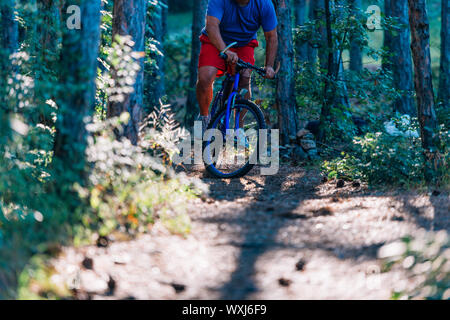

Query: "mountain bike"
left=202, top=42, right=278, bottom=179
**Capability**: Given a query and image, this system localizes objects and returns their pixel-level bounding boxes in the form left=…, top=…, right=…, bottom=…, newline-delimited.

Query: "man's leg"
left=238, top=68, right=252, bottom=100
left=237, top=69, right=252, bottom=127
left=196, top=66, right=219, bottom=116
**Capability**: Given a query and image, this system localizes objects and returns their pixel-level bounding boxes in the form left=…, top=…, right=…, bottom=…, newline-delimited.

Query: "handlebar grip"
left=219, top=52, right=228, bottom=60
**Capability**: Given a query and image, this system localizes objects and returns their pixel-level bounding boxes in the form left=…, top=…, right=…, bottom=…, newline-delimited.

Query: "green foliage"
left=164, top=32, right=191, bottom=98
left=322, top=115, right=423, bottom=185
left=322, top=114, right=449, bottom=186
left=379, top=230, right=450, bottom=300
left=75, top=114, right=206, bottom=238
left=293, top=2, right=397, bottom=142
left=96, top=34, right=147, bottom=119
left=167, top=0, right=192, bottom=13
left=17, top=254, right=72, bottom=300
left=0, top=4, right=205, bottom=298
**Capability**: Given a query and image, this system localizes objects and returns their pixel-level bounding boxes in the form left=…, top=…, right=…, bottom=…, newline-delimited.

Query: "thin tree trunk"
left=161, top=0, right=168, bottom=38
left=349, top=0, right=363, bottom=72
left=439, top=0, right=450, bottom=107
left=407, top=0, right=440, bottom=181
left=389, top=0, right=415, bottom=116
left=36, top=0, right=61, bottom=126
left=53, top=0, right=102, bottom=184
left=294, top=0, right=307, bottom=63
left=36, top=0, right=60, bottom=62
left=307, top=0, right=319, bottom=66
left=0, top=0, right=19, bottom=142
left=318, top=0, right=350, bottom=141
left=0, top=0, right=19, bottom=57
left=145, top=1, right=167, bottom=113
left=318, top=0, right=334, bottom=142
left=186, top=0, right=207, bottom=126
left=276, top=0, right=298, bottom=145
left=108, top=0, right=147, bottom=145
left=316, top=0, right=328, bottom=71
left=383, top=0, right=392, bottom=71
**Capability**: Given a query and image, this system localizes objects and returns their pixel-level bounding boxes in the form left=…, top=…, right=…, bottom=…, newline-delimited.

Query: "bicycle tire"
left=203, top=99, right=266, bottom=179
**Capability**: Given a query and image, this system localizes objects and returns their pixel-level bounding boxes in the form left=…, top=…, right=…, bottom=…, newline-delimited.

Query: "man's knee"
left=239, top=76, right=251, bottom=88
left=239, top=69, right=252, bottom=89
left=197, top=67, right=217, bottom=90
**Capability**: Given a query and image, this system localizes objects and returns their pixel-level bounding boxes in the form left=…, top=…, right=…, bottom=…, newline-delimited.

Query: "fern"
left=140, top=101, right=189, bottom=166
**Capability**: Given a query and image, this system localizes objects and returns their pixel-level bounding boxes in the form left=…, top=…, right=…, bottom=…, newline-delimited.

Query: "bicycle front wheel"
left=203, top=99, right=266, bottom=179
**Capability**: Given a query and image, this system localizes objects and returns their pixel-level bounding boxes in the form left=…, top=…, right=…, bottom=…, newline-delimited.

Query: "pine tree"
left=186, top=0, right=208, bottom=126
left=275, top=0, right=298, bottom=145
left=349, top=0, right=363, bottom=72
left=53, top=0, right=102, bottom=185
left=145, top=0, right=167, bottom=113
left=407, top=0, right=441, bottom=181
left=389, top=0, right=415, bottom=116
left=438, top=0, right=450, bottom=107
left=0, top=0, right=19, bottom=143
left=108, top=0, right=147, bottom=145
left=294, top=0, right=307, bottom=63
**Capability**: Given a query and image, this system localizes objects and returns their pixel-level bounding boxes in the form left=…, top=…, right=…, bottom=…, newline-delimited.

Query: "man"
left=196, top=0, right=278, bottom=133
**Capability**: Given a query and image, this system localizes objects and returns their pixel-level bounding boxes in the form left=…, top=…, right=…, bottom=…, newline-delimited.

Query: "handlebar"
left=219, top=42, right=278, bottom=79
left=219, top=52, right=269, bottom=78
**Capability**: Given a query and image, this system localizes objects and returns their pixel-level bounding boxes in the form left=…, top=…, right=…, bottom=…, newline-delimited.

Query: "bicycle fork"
left=225, top=73, right=240, bottom=131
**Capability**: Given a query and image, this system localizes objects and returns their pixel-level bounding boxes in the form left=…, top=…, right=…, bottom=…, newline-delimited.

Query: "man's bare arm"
left=205, top=16, right=239, bottom=64
left=264, top=28, right=278, bottom=78
left=205, top=16, right=226, bottom=52
left=264, top=28, right=278, bottom=69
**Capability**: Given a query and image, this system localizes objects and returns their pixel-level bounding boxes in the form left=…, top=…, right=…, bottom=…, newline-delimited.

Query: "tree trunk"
left=0, top=0, right=19, bottom=142
left=53, top=0, right=102, bottom=184
left=439, top=0, right=450, bottom=107
left=145, top=1, right=167, bottom=113
left=318, top=0, right=334, bottom=142
left=383, top=0, right=392, bottom=71
left=36, top=0, right=60, bottom=62
left=318, top=0, right=351, bottom=142
left=185, top=0, right=207, bottom=126
left=161, top=0, right=168, bottom=39
left=294, top=0, right=307, bottom=63
left=0, top=0, right=19, bottom=57
left=349, top=0, right=363, bottom=72
left=36, top=0, right=61, bottom=126
left=316, top=0, right=328, bottom=71
left=407, top=0, right=440, bottom=181
left=108, top=0, right=147, bottom=145
left=307, top=0, right=319, bottom=65
left=389, top=0, right=415, bottom=116
left=276, top=0, right=298, bottom=145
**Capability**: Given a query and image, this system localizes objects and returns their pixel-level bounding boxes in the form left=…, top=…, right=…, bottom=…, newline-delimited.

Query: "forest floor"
left=50, top=165, right=449, bottom=300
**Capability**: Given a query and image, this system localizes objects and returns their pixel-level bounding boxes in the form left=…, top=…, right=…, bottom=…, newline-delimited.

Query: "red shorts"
left=198, top=34, right=259, bottom=77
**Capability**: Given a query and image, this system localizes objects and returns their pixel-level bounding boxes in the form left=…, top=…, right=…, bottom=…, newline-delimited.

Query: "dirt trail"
left=52, top=165, right=449, bottom=300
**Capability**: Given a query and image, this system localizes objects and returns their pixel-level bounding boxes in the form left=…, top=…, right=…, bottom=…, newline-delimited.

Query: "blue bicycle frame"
left=225, top=72, right=240, bottom=132
left=210, top=41, right=268, bottom=134
left=208, top=72, right=241, bottom=137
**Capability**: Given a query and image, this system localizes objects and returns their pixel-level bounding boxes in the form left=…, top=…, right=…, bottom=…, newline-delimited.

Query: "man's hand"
left=265, top=66, right=275, bottom=79
left=226, top=51, right=239, bottom=65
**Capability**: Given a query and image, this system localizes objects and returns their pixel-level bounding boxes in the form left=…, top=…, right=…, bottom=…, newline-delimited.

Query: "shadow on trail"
left=205, top=168, right=319, bottom=299
left=196, top=166, right=450, bottom=299
left=397, top=193, right=449, bottom=232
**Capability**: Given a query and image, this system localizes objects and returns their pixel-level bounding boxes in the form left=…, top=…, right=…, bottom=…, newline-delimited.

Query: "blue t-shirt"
left=202, top=0, right=278, bottom=47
